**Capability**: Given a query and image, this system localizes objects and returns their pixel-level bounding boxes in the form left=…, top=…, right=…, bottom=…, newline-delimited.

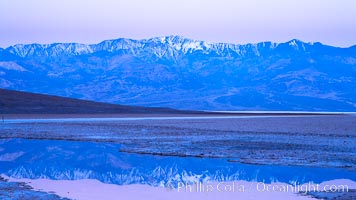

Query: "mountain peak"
left=285, top=39, right=307, bottom=51
left=154, top=35, right=190, bottom=43
left=287, top=39, right=304, bottom=46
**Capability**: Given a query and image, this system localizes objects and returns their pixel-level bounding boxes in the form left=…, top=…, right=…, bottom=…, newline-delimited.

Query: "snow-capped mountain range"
left=1, top=36, right=356, bottom=111
left=6, top=36, right=276, bottom=58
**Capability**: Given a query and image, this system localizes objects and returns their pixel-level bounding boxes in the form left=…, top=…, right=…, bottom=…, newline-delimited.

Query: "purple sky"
left=1, top=0, right=355, bottom=47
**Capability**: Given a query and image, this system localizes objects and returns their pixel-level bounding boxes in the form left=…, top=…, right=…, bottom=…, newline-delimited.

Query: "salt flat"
left=1, top=115, right=355, bottom=170
left=1, top=114, right=355, bottom=199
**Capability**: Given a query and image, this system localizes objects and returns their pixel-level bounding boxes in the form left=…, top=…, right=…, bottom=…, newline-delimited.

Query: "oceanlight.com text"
left=176, top=181, right=349, bottom=194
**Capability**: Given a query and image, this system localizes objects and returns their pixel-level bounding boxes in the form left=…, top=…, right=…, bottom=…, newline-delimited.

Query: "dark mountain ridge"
left=0, top=88, right=185, bottom=114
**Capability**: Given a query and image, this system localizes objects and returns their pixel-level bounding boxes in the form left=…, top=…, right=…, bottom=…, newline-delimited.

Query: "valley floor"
left=1, top=114, right=355, bottom=169
left=0, top=114, right=355, bottom=199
